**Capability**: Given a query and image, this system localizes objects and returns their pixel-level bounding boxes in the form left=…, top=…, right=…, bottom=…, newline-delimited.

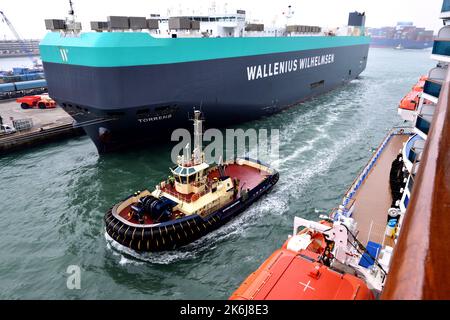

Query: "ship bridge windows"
left=179, top=175, right=188, bottom=184
left=173, top=166, right=197, bottom=176
left=174, top=166, right=182, bottom=174
left=172, top=166, right=197, bottom=184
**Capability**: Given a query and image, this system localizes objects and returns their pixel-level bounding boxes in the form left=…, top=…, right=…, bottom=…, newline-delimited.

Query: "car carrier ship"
left=40, top=4, right=369, bottom=153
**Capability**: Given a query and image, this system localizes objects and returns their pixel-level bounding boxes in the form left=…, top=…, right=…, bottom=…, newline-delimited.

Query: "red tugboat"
left=105, top=110, right=279, bottom=252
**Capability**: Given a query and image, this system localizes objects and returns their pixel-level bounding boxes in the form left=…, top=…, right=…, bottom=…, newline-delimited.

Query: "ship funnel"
left=348, top=11, right=366, bottom=36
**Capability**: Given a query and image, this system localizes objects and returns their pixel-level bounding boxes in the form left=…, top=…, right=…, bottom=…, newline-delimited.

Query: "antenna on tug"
left=192, top=109, right=203, bottom=165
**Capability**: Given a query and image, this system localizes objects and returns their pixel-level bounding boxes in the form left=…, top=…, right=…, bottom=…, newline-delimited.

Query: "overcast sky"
left=0, top=0, right=445, bottom=40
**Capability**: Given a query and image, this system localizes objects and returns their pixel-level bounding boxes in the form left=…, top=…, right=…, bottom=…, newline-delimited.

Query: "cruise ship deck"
left=346, top=132, right=410, bottom=248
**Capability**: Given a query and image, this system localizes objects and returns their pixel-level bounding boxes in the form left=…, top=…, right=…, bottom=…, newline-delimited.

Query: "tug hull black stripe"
left=104, top=171, right=279, bottom=252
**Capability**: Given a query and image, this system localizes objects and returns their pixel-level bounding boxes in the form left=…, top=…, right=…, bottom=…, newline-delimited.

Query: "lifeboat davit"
left=398, top=75, right=431, bottom=121
left=105, top=111, right=279, bottom=252
left=229, top=218, right=375, bottom=300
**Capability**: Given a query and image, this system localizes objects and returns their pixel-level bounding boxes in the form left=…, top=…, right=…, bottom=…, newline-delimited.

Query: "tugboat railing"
left=381, top=67, right=450, bottom=299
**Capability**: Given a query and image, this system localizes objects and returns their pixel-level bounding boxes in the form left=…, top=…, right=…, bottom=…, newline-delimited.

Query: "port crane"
left=0, top=9, right=39, bottom=67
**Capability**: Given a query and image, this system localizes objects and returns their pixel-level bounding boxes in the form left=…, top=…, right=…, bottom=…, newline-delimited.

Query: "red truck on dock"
left=16, top=94, right=56, bottom=109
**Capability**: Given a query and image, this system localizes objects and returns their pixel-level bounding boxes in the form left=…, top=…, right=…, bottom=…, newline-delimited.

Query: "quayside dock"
left=0, top=99, right=84, bottom=154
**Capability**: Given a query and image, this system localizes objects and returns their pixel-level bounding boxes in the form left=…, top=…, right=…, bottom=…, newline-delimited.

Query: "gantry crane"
left=0, top=9, right=38, bottom=66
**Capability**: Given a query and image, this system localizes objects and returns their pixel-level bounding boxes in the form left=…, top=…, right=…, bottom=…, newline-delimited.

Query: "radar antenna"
left=283, top=5, right=294, bottom=26
left=68, top=0, right=75, bottom=17
left=65, top=0, right=82, bottom=34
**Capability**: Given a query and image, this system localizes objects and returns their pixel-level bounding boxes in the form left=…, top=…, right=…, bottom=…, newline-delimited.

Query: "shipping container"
left=129, top=17, right=147, bottom=30
left=107, top=16, right=129, bottom=29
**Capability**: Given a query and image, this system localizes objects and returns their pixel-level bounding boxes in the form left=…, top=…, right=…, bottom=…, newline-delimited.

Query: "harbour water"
left=0, top=48, right=434, bottom=299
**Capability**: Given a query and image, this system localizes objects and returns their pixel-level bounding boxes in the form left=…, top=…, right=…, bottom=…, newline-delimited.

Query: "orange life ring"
left=191, top=193, right=200, bottom=202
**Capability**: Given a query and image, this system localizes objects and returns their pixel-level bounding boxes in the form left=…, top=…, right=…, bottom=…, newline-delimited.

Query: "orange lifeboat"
left=398, top=76, right=432, bottom=121
left=399, top=90, right=420, bottom=111
left=229, top=248, right=374, bottom=300
left=229, top=221, right=374, bottom=301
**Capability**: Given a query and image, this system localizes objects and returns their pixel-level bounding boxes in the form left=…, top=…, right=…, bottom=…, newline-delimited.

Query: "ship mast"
left=178, top=110, right=204, bottom=167
left=192, top=110, right=203, bottom=165
left=65, top=0, right=82, bottom=35
left=68, top=0, right=75, bottom=21
left=284, top=5, right=294, bottom=26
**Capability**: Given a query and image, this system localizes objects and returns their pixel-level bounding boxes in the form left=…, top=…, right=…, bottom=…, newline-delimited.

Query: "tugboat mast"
left=192, top=110, right=203, bottom=165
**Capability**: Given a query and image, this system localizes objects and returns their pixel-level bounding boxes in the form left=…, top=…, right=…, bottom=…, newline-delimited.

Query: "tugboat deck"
left=118, top=163, right=268, bottom=224
left=210, top=163, right=268, bottom=192
left=162, top=163, right=267, bottom=202
left=350, top=134, right=410, bottom=248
